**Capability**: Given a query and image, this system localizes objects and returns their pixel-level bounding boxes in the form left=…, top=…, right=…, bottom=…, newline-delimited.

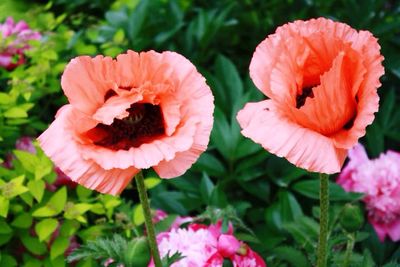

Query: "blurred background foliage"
left=0, top=0, right=400, bottom=266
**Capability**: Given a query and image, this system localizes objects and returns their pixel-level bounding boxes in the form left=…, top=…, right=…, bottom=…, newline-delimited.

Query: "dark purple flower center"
left=87, top=103, right=165, bottom=150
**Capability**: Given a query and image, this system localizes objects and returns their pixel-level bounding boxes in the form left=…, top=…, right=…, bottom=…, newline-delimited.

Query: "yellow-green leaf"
left=144, top=177, right=161, bottom=189
left=35, top=218, right=58, bottom=242
left=3, top=107, right=28, bottom=118
left=28, top=180, right=45, bottom=202
left=0, top=196, right=9, bottom=217
left=133, top=204, right=145, bottom=226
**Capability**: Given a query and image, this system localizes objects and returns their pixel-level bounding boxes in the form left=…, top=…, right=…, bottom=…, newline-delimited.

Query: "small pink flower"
left=217, top=234, right=241, bottom=258
left=0, top=17, right=41, bottom=70
left=337, top=143, right=400, bottom=242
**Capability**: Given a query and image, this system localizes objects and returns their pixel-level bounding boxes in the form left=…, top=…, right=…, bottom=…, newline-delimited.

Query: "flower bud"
left=340, top=203, right=364, bottom=233
left=124, top=237, right=150, bottom=267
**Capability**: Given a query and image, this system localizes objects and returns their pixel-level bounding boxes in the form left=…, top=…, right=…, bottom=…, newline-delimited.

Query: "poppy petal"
left=61, top=55, right=116, bottom=115
left=38, top=105, right=138, bottom=195
left=237, top=100, right=347, bottom=174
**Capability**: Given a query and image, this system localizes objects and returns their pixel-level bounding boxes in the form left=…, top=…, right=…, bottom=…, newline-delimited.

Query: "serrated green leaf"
left=35, top=218, right=58, bottom=242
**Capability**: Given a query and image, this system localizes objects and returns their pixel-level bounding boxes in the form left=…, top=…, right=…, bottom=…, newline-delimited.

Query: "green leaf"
left=272, top=246, right=311, bottom=267
left=215, top=54, right=243, bottom=115
left=192, top=152, right=226, bottom=177
left=50, top=236, right=70, bottom=260
left=200, top=173, right=214, bottom=203
left=77, top=185, right=92, bottom=200
left=0, top=219, right=12, bottom=234
left=28, top=180, right=45, bottom=202
left=0, top=254, right=17, bottom=267
left=292, top=179, right=363, bottom=201
left=1, top=175, right=28, bottom=199
left=64, top=203, right=92, bottom=222
left=0, top=93, right=13, bottom=105
left=0, top=196, right=9, bottom=217
left=144, top=177, right=161, bottom=189
left=133, top=204, right=145, bottom=226
left=35, top=218, right=58, bottom=242
left=32, top=187, right=67, bottom=217
left=13, top=150, right=40, bottom=173
left=20, top=231, right=47, bottom=255
left=3, top=107, right=28, bottom=118
left=11, top=213, right=32, bottom=228
left=127, top=0, right=150, bottom=41
left=113, top=28, right=125, bottom=43
left=124, top=237, right=150, bottom=267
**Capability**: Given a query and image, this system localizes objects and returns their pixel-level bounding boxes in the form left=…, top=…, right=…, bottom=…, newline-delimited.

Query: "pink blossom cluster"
left=0, top=17, right=41, bottom=70
left=337, top=143, right=400, bottom=242
left=150, top=219, right=266, bottom=267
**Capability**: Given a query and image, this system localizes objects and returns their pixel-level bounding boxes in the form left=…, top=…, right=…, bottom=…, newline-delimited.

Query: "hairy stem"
left=342, top=233, right=355, bottom=267
left=135, top=171, right=162, bottom=267
left=317, top=173, right=329, bottom=267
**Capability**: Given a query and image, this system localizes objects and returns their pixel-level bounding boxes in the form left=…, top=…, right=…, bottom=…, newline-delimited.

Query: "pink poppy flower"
left=38, top=50, right=214, bottom=195
left=0, top=17, right=41, bottom=70
left=337, top=144, right=400, bottom=242
left=237, top=17, right=384, bottom=173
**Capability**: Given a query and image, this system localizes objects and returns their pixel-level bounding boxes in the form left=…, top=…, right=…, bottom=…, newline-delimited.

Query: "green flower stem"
left=317, top=173, right=330, bottom=267
left=342, top=233, right=355, bottom=267
left=135, top=171, right=162, bottom=267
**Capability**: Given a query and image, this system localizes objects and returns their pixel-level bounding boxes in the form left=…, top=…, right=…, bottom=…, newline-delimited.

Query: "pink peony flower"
left=149, top=222, right=266, bottom=267
left=0, top=17, right=41, bottom=70
left=337, top=143, right=400, bottom=242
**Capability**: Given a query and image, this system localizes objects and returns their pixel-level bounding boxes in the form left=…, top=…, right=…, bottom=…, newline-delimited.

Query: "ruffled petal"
left=61, top=55, right=116, bottom=115
left=93, top=92, right=143, bottom=125
left=38, top=105, right=138, bottom=195
left=237, top=100, right=347, bottom=174
left=292, top=52, right=357, bottom=135
left=79, top=119, right=198, bottom=170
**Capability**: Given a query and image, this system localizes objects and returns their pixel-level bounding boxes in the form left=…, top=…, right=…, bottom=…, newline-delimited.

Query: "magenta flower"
left=0, top=17, right=41, bottom=70
left=149, top=221, right=266, bottom=267
left=337, top=143, right=400, bottom=242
